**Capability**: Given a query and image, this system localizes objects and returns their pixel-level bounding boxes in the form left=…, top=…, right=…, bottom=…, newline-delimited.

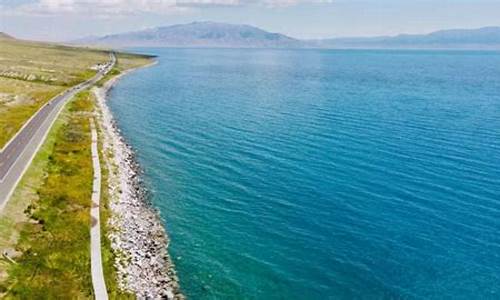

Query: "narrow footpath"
left=90, top=118, right=108, bottom=300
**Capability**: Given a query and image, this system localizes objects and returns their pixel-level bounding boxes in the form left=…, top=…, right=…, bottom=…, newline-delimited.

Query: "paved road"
left=0, top=53, right=116, bottom=211
left=90, top=119, right=108, bottom=300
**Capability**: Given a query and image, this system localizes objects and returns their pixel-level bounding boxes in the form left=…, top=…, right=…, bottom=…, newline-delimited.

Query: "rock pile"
left=94, top=68, right=183, bottom=299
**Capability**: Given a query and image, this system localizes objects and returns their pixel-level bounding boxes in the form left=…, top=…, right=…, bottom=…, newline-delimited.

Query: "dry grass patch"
left=0, top=38, right=108, bottom=148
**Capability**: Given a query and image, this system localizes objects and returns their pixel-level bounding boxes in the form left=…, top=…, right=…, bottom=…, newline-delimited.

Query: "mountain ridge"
left=72, top=23, right=500, bottom=49
left=0, top=32, right=15, bottom=40
left=315, top=26, right=500, bottom=49
left=75, top=21, right=303, bottom=48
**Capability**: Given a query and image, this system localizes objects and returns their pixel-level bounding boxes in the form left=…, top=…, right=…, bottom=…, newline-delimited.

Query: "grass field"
left=0, top=37, right=109, bottom=148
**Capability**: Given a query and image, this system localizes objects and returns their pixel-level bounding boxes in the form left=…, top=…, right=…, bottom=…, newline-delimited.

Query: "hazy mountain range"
left=74, top=22, right=302, bottom=48
left=312, top=26, right=500, bottom=49
left=68, top=22, right=500, bottom=49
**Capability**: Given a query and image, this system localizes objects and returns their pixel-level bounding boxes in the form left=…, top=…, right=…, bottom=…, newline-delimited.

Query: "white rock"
left=92, top=76, right=181, bottom=299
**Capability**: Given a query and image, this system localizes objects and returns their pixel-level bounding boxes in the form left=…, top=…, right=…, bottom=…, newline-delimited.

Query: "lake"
left=108, top=48, right=500, bottom=299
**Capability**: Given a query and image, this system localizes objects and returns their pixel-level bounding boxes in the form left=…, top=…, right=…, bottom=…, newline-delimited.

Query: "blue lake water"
left=108, top=49, right=500, bottom=299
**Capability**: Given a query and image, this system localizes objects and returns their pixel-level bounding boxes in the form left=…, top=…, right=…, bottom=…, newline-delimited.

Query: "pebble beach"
left=93, top=67, right=183, bottom=299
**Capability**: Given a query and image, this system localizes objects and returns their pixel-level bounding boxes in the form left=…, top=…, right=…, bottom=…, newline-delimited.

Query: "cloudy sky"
left=1, top=0, right=500, bottom=41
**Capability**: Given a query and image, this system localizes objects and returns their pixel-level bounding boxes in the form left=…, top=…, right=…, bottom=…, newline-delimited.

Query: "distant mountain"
left=312, top=27, right=500, bottom=49
left=75, top=22, right=303, bottom=48
left=0, top=32, right=14, bottom=40
left=73, top=24, right=500, bottom=49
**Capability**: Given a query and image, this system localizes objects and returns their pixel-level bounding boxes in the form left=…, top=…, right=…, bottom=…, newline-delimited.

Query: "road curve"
left=0, top=53, right=116, bottom=211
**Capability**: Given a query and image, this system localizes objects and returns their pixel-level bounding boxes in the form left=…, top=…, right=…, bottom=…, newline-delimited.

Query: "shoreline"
left=93, top=62, right=183, bottom=299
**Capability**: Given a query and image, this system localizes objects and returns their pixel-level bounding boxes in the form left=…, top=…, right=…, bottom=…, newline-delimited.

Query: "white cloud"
left=260, top=0, right=331, bottom=8
left=3, top=0, right=331, bottom=16
left=5, top=0, right=182, bottom=16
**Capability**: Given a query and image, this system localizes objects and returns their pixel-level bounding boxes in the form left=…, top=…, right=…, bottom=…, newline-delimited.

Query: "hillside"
left=75, top=21, right=304, bottom=48
left=0, top=32, right=14, bottom=40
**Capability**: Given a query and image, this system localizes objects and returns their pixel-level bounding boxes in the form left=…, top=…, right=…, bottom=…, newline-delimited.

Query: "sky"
left=1, top=0, right=500, bottom=41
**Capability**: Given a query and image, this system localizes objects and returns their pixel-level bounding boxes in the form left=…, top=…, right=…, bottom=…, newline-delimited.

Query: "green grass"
left=0, top=99, right=69, bottom=288
left=2, top=93, right=94, bottom=298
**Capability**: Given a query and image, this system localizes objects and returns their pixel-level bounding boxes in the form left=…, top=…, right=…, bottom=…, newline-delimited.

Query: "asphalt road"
left=0, top=53, right=116, bottom=211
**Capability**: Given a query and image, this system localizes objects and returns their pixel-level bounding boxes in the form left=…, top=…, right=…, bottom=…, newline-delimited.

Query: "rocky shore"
left=93, top=66, right=184, bottom=299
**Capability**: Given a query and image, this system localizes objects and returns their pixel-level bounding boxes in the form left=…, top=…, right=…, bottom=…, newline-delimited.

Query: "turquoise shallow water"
left=108, top=49, right=500, bottom=299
